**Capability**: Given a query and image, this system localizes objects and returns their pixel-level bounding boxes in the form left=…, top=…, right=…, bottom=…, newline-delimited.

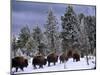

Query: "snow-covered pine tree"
left=61, top=5, right=79, bottom=51
left=78, top=14, right=90, bottom=65
left=32, top=25, right=44, bottom=55
left=78, top=13, right=87, bottom=57
left=17, top=25, right=30, bottom=49
left=84, top=16, right=96, bottom=65
left=84, top=16, right=96, bottom=55
left=44, top=8, right=59, bottom=52
left=25, top=35, right=36, bottom=56
left=17, top=25, right=30, bottom=56
left=12, top=35, right=17, bottom=57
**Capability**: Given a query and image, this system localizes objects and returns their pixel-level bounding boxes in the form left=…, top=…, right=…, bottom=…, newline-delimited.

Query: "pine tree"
left=25, top=36, right=36, bottom=56
left=32, top=25, right=44, bottom=54
left=84, top=16, right=96, bottom=54
left=78, top=14, right=96, bottom=65
left=61, top=5, right=79, bottom=51
left=79, top=16, right=90, bottom=65
left=45, top=8, right=59, bottom=52
left=17, top=25, right=30, bottom=55
left=12, top=35, right=17, bottom=57
left=78, top=13, right=87, bottom=56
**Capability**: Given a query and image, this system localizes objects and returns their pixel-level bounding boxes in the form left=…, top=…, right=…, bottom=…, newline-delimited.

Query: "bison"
left=59, top=50, right=73, bottom=63
left=67, top=50, right=73, bottom=58
left=60, top=49, right=80, bottom=62
left=65, top=49, right=80, bottom=62
left=12, top=56, right=28, bottom=72
left=72, top=51, right=80, bottom=62
left=32, top=55, right=47, bottom=69
left=59, top=52, right=68, bottom=63
left=47, top=52, right=58, bottom=66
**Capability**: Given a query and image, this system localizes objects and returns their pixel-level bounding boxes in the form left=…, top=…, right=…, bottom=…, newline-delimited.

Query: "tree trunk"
left=64, top=60, right=66, bottom=69
left=13, top=50, right=16, bottom=57
left=86, top=52, right=89, bottom=65
left=51, top=33, right=55, bottom=51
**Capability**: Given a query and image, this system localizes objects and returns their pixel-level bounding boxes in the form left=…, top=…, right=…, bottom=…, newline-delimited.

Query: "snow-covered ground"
left=12, top=56, right=96, bottom=74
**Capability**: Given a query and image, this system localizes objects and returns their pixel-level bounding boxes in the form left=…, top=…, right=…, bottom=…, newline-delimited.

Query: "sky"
left=11, top=0, right=96, bottom=37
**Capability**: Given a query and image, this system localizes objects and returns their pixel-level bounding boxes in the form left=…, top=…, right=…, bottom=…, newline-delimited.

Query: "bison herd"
left=12, top=50, right=80, bottom=72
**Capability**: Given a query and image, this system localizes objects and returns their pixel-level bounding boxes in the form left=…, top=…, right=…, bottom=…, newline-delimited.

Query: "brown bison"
left=67, top=50, right=73, bottom=58
left=72, top=50, right=80, bottom=62
left=12, top=56, right=28, bottom=72
left=59, top=50, right=73, bottom=63
left=59, top=52, right=68, bottom=63
left=32, top=55, right=47, bottom=69
left=65, top=49, right=80, bottom=62
left=60, top=50, right=80, bottom=62
left=47, top=52, right=58, bottom=66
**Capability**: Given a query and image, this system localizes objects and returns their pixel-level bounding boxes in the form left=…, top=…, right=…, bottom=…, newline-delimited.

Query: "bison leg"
left=76, top=59, right=79, bottom=62
left=48, top=62, right=50, bottom=66
left=33, top=64, right=37, bottom=69
left=54, top=62, right=56, bottom=65
left=73, top=59, right=75, bottom=62
left=16, top=67, right=18, bottom=72
left=20, top=66, right=24, bottom=71
left=60, top=60, right=61, bottom=64
left=62, top=60, right=64, bottom=63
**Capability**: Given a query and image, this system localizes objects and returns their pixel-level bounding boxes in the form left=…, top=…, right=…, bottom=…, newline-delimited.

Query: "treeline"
left=12, top=6, right=96, bottom=57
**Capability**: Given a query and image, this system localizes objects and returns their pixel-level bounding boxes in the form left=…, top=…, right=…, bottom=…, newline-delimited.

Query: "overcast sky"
left=11, top=0, right=96, bottom=37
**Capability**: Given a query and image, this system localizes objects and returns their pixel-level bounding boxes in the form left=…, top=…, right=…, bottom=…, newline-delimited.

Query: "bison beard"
left=12, top=56, right=28, bottom=72
left=32, top=55, right=47, bottom=69
left=47, top=53, right=58, bottom=66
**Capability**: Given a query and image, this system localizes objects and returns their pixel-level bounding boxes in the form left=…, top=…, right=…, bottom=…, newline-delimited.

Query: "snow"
left=12, top=56, right=95, bottom=74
